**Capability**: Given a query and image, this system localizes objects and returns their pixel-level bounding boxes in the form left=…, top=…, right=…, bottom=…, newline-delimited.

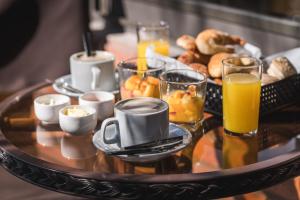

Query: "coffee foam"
left=76, top=52, right=112, bottom=62
left=118, top=98, right=166, bottom=114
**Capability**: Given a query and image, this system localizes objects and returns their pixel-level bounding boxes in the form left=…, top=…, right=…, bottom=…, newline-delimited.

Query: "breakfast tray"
left=2, top=82, right=300, bottom=199
left=205, top=74, right=300, bottom=116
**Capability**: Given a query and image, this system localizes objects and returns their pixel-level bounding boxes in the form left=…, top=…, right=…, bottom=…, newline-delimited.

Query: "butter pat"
left=64, top=107, right=89, bottom=117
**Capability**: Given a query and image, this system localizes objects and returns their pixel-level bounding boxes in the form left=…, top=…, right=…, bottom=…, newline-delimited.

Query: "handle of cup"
left=91, top=66, right=101, bottom=90
left=101, top=117, right=120, bottom=144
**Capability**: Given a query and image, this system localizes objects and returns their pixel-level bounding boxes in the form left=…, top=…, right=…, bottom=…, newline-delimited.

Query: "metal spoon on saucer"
left=61, top=82, right=84, bottom=94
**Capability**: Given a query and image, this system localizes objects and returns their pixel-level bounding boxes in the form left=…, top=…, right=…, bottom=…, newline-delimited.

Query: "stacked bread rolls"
left=176, top=29, right=297, bottom=86
left=176, top=29, right=243, bottom=84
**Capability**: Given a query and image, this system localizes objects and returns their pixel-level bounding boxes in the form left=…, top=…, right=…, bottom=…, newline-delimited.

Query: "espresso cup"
left=100, top=97, right=169, bottom=148
left=79, top=91, right=115, bottom=121
left=70, top=51, right=115, bottom=92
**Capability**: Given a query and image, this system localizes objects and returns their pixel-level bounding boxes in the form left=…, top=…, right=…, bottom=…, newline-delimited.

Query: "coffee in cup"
left=70, top=51, right=116, bottom=92
left=100, top=97, right=169, bottom=148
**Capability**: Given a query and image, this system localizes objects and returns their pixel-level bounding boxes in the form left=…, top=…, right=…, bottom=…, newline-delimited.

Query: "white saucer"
left=52, top=74, right=119, bottom=97
left=92, top=123, right=192, bottom=163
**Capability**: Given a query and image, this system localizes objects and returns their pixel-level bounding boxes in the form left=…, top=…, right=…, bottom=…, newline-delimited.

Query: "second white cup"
left=79, top=91, right=115, bottom=121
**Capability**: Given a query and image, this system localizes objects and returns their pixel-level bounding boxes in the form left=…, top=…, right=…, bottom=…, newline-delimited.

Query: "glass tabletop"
left=1, top=86, right=300, bottom=176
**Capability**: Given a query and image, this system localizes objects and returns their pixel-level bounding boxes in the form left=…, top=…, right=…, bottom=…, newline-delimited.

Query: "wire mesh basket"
left=204, top=74, right=300, bottom=116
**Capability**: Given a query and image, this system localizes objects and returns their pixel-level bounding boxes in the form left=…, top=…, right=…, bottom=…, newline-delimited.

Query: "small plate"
left=92, top=123, right=192, bottom=163
left=52, top=74, right=119, bottom=97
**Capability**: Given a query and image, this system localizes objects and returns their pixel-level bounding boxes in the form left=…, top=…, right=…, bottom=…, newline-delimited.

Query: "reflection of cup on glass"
left=222, top=56, right=262, bottom=136
left=70, top=51, right=115, bottom=92
left=117, top=58, right=165, bottom=99
left=222, top=133, right=258, bottom=169
left=160, top=69, right=207, bottom=131
left=36, top=122, right=62, bottom=147
left=61, top=134, right=97, bottom=159
left=79, top=91, right=115, bottom=121
left=100, top=97, right=169, bottom=148
left=137, top=21, right=170, bottom=57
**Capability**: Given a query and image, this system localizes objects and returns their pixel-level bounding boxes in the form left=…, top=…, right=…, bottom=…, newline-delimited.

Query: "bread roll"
left=188, top=63, right=209, bottom=76
left=208, top=53, right=233, bottom=78
left=177, top=51, right=194, bottom=64
left=193, top=50, right=211, bottom=65
left=267, top=56, right=297, bottom=80
left=214, top=78, right=222, bottom=85
left=261, top=73, right=279, bottom=85
left=177, top=50, right=211, bottom=65
left=176, top=35, right=197, bottom=51
left=195, top=29, right=245, bottom=55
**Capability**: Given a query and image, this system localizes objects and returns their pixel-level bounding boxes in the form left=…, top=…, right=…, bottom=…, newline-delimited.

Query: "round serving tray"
left=0, top=82, right=300, bottom=200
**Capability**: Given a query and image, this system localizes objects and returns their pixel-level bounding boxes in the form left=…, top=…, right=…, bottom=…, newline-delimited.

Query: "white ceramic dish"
left=59, top=105, right=97, bottom=136
left=92, top=123, right=192, bottom=163
left=79, top=91, right=115, bottom=121
left=53, top=74, right=119, bottom=97
left=34, top=94, right=71, bottom=124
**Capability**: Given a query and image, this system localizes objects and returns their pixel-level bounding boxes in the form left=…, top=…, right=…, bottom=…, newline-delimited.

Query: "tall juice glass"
left=137, top=21, right=170, bottom=71
left=222, top=57, right=262, bottom=136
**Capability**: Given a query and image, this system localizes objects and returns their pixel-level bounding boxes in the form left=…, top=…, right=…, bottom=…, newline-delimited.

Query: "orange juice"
left=137, top=40, right=169, bottom=71
left=223, top=73, right=261, bottom=134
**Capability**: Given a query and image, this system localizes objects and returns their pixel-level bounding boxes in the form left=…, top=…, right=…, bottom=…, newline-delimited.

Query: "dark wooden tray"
left=1, top=82, right=300, bottom=199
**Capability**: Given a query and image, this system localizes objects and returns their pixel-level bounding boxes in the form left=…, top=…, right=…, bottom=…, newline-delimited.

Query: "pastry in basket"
left=208, top=52, right=234, bottom=78
left=177, top=50, right=210, bottom=65
left=250, top=71, right=279, bottom=85
left=176, top=35, right=197, bottom=51
left=213, top=78, right=222, bottom=85
left=261, top=73, right=279, bottom=85
left=177, top=50, right=194, bottom=65
left=195, top=29, right=246, bottom=55
left=267, top=56, right=297, bottom=80
left=188, top=63, right=209, bottom=76
left=121, top=75, right=160, bottom=99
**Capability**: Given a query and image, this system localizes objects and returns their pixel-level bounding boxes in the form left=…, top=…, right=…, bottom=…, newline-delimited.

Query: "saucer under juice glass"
left=160, top=69, right=207, bottom=131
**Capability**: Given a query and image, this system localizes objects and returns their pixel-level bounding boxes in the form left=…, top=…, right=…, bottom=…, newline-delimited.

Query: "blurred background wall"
left=0, top=0, right=299, bottom=92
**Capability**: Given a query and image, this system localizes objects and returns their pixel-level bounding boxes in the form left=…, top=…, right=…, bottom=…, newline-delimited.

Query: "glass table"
left=0, top=82, right=300, bottom=199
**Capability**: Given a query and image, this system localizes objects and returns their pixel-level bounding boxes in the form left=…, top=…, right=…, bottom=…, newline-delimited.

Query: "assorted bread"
left=208, top=53, right=233, bottom=78
left=176, top=28, right=298, bottom=86
left=195, top=29, right=245, bottom=55
left=267, top=56, right=297, bottom=80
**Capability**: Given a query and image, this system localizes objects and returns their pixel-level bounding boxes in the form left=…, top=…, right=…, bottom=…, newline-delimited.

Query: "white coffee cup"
left=79, top=91, right=115, bottom=121
left=70, top=51, right=116, bottom=92
left=100, top=97, right=169, bottom=148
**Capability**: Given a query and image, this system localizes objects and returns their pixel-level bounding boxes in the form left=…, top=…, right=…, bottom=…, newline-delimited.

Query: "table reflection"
left=36, top=122, right=60, bottom=147
left=222, top=133, right=258, bottom=169
left=61, top=133, right=97, bottom=160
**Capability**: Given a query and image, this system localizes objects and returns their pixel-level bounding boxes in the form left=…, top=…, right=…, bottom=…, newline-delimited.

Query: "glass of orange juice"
left=160, top=69, right=207, bottom=131
left=137, top=21, right=170, bottom=67
left=222, top=56, right=262, bottom=136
